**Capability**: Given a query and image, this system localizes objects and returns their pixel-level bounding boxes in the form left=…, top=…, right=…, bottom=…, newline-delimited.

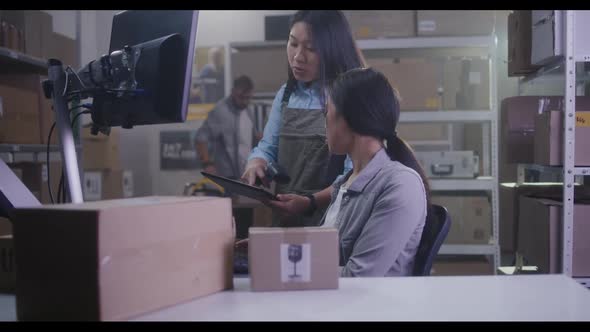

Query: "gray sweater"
left=320, top=148, right=427, bottom=277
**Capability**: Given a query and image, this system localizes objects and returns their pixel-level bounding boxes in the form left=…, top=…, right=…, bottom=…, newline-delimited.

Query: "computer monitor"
left=89, top=10, right=199, bottom=128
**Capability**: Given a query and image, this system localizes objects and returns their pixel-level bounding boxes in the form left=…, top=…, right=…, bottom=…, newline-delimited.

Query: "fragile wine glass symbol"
left=288, top=244, right=303, bottom=278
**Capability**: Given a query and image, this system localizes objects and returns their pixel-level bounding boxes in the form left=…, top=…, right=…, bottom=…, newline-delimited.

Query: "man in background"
left=198, top=47, right=225, bottom=103
left=196, top=76, right=260, bottom=179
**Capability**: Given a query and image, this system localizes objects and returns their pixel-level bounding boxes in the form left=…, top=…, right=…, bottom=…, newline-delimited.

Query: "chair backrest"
left=413, top=204, right=452, bottom=276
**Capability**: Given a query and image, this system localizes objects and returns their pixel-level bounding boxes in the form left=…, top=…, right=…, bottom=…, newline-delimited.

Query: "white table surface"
left=1, top=275, right=589, bottom=321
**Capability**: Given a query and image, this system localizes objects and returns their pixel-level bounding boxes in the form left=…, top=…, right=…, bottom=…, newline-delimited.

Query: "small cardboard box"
left=231, top=46, right=288, bottom=94
left=344, top=10, right=416, bottom=39
left=84, top=170, right=134, bottom=201
left=0, top=74, right=56, bottom=145
left=417, top=10, right=495, bottom=36
left=0, top=84, right=40, bottom=144
left=0, top=235, right=15, bottom=293
left=82, top=128, right=121, bottom=170
left=369, top=57, right=440, bottom=111
left=517, top=196, right=590, bottom=277
left=249, top=227, right=339, bottom=292
left=534, top=110, right=590, bottom=166
left=508, top=11, right=540, bottom=76
left=13, top=196, right=235, bottom=321
left=431, top=194, right=491, bottom=244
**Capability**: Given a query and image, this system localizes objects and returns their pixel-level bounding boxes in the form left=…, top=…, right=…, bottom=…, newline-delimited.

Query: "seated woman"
left=316, top=67, right=430, bottom=277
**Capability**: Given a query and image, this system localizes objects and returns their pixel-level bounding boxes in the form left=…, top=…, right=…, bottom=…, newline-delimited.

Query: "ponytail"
left=386, top=134, right=431, bottom=206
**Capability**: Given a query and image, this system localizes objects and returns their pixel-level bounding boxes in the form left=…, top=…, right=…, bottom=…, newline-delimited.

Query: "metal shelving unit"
left=226, top=35, right=501, bottom=271
left=0, top=46, right=48, bottom=74
left=516, top=11, right=590, bottom=289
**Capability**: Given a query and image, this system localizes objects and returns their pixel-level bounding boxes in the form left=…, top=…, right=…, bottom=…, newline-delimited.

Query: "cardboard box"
left=0, top=217, right=12, bottom=236
left=12, top=196, right=235, bottom=321
left=369, top=57, right=440, bottom=111
left=417, top=11, right=495, bottom=36
left=431, top=257, right=494, bottom=276
left=0, top=235, right=15, bottom=293
left=231, top=46, right=288, bottom=94
left=21, top=11, right=52, bottom=59
left=82, top=128, right=121, bottom=170
left=442, top=58, right=489, bottom=110
left=249, top=227, right=338, bottom=292
left=517, top=196, right=590, bottom=277
left=431, top=194, right=491, bottom=244
left=344, top=10, right=415, bottom=39
left=534, top=110, right=590, bottom=166
left=0, top=74, right=56, bottom=145
left=8, top=161, right=62, bottom=204
left=397, top=123, right=448, bottom=142
left=531, top=10, right=563, bottom=66
left=46, top=32, right=78, bottom=69
left=508, top=11, right=540, bottom=76
left=501, top=96, right=590, bottom=165
left=499, top=183, right=590, bottom=253
left=0, top=84, right=40, bottom=144
left=84, top=170, right=133, bottom=201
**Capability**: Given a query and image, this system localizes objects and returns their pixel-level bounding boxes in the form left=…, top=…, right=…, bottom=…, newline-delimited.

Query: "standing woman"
left=242, top=10, right=365, bottom=227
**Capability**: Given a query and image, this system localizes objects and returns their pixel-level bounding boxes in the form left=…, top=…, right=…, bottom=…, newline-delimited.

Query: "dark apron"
left=272, top=86, right=343, bottom=227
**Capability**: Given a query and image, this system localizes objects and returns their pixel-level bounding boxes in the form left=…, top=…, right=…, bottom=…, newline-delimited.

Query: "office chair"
left=413, top=204, right=452, bottom=276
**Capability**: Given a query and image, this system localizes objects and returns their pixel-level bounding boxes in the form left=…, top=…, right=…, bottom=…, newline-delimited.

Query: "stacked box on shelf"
left=508, top=10, right=540, bottom=76
left=82, top=127, right=133, bottom=201
left=431, top=193, right=491, bottom=245
left=0, top=84, right=40, bottom=144
left=500, top=183, right=590, bottom=254
left=231, top=46, right=287, bottom=94
left=7, top=161, right=62, bottom=204
left=0, top=74, right=56, bottom=145
left=518, top=196, right=590, bottom=277
left=0, top=10, right=53, bottom=58
left=344, top=11, right=416, bottom=39
left=416, top=11, right=496, bottom=36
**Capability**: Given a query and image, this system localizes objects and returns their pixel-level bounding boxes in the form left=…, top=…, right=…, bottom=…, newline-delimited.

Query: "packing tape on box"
left=576, top=113, right=590, bottom=127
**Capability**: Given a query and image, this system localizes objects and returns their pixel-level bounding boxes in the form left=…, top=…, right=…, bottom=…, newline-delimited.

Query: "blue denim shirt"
left=248, top=81, right=352, bottom=181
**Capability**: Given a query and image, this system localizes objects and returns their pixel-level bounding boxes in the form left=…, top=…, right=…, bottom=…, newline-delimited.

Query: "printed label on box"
left=576, top=113, right=590, bottom=127
left=84, top=172, right=102, bottom=201
left=418, top=20, right=436, bottom=32
left=469, top=72, right=482, bottom=85
left=280, top=243, right=311, bottom=283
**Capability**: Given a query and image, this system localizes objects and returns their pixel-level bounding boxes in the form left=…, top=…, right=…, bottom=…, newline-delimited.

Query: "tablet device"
left=201, top=172, right=278, bottom=202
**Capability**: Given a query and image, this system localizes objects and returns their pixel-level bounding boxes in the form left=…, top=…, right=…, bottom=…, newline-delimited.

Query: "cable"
left=71, top=110, right=92, bottom=128
left=62, top=69, right=70, bottom=96
left=46, top=122, right=57, bottom=204
left=67, top=66, right=86, bottom=89
left=57, top=170, right=63, bottom=204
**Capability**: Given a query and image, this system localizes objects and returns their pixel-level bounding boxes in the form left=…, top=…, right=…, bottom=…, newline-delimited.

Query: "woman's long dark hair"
left=284, top=10, right=366, bottom=98
left=329, top=68, right=431, bottom=204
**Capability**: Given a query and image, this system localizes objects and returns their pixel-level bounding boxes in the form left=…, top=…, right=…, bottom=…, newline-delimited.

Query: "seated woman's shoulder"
left=380, top=160, right=425, bottom=189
